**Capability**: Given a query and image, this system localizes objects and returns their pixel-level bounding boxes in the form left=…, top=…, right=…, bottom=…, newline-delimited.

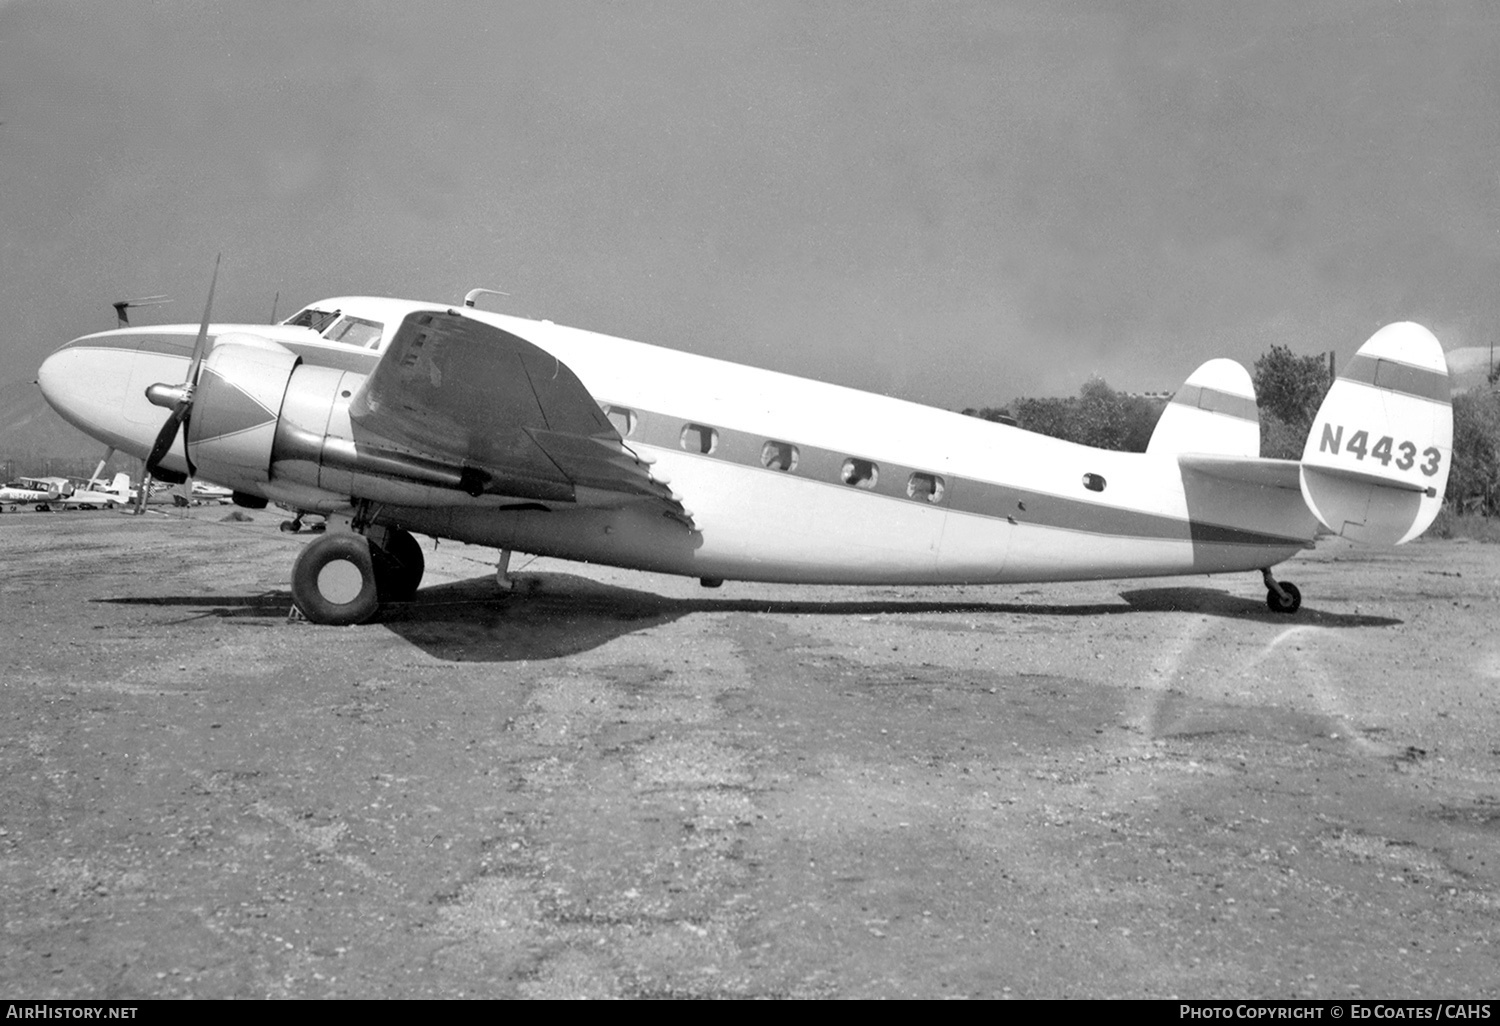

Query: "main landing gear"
left=1261, top=568, right=1302, bottom=615
left=290, top=524, right=426, bottom=625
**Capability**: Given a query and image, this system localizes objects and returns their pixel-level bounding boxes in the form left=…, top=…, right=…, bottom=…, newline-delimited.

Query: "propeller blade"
left=184, top=254, right=220, bottom=387
left=144, top=402, right=189, bottom=480
left=143, top=255, right=219, bottom=483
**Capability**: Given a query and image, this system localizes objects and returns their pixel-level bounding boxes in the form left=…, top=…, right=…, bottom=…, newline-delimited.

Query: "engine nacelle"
left=270, top=364, right=514, bottom=507
left=186, top=340, right=300, bottom=486
left=188, top=336, right=550, bottom=509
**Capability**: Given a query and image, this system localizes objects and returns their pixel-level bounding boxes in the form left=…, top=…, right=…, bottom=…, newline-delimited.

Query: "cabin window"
left=761, top=440, right=798, bottom=472
left=323, top=315, right=384, bottom=349
left=841, top=458, right=879, bottom=489
left=1082, top=472, right=1106, bottom=492
left=605, top=405, right=637, bottom=438
left=285, top=306, right=341, bottom=333
left=907, top=472, right=945, bottom=503
left=680, top=423, right=718, bottom=455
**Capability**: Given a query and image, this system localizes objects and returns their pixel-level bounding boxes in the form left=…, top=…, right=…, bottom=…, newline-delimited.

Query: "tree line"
left=964, top=345, right=1500, bottom=515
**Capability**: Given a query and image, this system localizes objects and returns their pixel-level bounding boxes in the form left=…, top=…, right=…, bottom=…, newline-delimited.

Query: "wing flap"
left=526, top=429, right=678, bottom=500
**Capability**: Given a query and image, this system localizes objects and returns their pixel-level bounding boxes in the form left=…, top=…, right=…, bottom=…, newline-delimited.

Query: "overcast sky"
left=3, top=0, right=1498, bottom=408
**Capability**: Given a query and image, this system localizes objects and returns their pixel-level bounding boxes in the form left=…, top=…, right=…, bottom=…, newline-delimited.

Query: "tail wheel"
left=291, top=533, right=381, bottom=625
left=1266, top=581, right=1302, bottom=614
left=373, top=527, right=425, bottom=602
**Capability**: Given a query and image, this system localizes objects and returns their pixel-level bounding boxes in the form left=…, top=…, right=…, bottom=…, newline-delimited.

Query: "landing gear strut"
left=1262, top=568, right=1302, bottom=614
left=289, top=523, right=426, bottom=625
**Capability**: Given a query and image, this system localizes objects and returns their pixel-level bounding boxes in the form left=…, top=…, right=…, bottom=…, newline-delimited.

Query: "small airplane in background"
left=164, top=480, right=233, bottom=507
left=1, top=477, right=68, bottom=511
left=58, top=472, right=134, bottom=510
left=0, top=473, right=133, bottom=511
left=190, top=480, right=233, bottom=504
left=36, top=264, right=1453, bottom=625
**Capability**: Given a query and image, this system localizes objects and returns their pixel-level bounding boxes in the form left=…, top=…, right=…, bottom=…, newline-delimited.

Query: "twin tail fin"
left=1300, top=322, right=1451, bottom=545
left=1147, top=358, right=1261, bottom=458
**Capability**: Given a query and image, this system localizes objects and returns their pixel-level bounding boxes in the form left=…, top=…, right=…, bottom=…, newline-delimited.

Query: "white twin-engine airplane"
left=37, top=269, right=1453, bottom=626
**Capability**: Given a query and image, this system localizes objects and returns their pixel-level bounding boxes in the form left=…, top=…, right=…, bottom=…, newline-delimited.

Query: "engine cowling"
left=186, top=338, right=300, bottom=487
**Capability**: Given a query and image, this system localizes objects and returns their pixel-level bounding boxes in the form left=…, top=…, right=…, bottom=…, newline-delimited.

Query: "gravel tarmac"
left=1, top=505, right=1497, bottom=998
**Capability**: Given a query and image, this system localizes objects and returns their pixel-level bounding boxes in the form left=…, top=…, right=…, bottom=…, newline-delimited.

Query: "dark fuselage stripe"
left=1170, top=384, right=1259, bottom=423
left=1341, top=353, right=1451, bottom=404
left=615, top=406, right=1306, bottom=549
left=61, top=332, right=383, bottom=374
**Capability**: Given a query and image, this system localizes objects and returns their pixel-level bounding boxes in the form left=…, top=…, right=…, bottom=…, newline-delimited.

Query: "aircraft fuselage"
left=39, top=297, right=1317, bottom=586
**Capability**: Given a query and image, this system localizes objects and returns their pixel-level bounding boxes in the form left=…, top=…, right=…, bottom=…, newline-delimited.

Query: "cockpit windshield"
left=323, top=315, right=384, bottom=348
left=284, top=307, right=385, bottom=349
left=285, top=306, right=341, bottom=333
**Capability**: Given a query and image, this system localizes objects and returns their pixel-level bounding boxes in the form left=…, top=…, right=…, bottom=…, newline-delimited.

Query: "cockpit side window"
left=323, top=315, right=385, bottom=349
left=285, top=307, right=341, bottom=333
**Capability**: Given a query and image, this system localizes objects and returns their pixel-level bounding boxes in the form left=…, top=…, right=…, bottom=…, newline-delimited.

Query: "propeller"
left=144, top=255, right=219, bottom=483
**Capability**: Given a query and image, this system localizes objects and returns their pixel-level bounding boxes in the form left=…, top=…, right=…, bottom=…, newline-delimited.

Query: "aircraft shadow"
left=95, top=575, right=1398, bottom=663
left=383, top=575, right=1401, bottom=661
left=1113, top=586, right=1400, bottom=627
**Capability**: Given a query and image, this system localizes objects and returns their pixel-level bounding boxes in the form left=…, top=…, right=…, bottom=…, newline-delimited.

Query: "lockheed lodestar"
left=37, top=266, right=1453, bottom=625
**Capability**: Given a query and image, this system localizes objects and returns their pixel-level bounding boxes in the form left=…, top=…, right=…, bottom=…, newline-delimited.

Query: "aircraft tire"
left=291, top=533, right=381, bottom=626
left=373, top=528, right=425, bottom=602
left=1265, top=582, right=1302, bottom=614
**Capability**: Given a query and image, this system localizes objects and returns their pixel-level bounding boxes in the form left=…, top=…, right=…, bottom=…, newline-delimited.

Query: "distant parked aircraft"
left=0, top=474, right=132, bottom=511
left=0, top=477, right=65, bottom=511
left=57, top=473, right=134, bottom=510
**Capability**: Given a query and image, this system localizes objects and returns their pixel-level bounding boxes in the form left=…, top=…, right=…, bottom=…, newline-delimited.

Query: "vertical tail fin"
left=1299, top=322, right=1451, bottom=545
left=1147, top=358, right=1260, bottom=457
left=109, top=473, right=131, bottom=499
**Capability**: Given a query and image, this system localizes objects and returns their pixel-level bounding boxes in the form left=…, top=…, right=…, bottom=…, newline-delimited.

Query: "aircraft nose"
left=38, top=332, right=179, bottom=461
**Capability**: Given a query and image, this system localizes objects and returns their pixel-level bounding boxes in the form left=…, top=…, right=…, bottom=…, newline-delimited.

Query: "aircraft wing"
left=348, top=308, right=687, bottom=522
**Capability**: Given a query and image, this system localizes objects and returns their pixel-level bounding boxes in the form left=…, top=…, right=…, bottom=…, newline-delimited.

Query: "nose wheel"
left=1262, top=568, right=1302, bottom=614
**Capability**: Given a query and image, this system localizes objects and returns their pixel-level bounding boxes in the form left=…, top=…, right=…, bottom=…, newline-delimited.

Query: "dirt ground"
left=1, top=505, right=1497, bottom=998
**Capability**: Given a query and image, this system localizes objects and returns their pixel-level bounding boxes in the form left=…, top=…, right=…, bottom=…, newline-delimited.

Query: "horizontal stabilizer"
left=1148, top=358, right=1260, bottom=457
left=1299, top=461, right=1432, bottom=495
left=1177, top=454, right=1301, bottom=490
left=1300, top=322, right=1452, bottom=545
